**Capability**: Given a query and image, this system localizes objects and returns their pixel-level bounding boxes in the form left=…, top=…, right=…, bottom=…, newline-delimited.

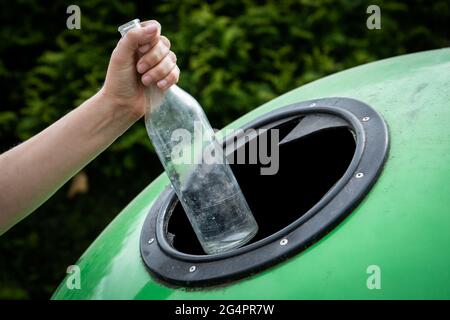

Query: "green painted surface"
left=53, top=48, right=450, bottom=299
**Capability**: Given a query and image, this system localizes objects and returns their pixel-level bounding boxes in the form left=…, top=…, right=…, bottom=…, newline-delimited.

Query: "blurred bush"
left=0, top=0, right=448, bottom=299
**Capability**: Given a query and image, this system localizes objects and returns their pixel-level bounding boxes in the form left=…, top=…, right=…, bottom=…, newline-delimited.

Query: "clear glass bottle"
left=119, top=20, right=258, bottom=254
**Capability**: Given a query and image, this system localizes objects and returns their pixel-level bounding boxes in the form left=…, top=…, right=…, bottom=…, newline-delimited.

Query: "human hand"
left=101, top=20, right=179, bottom=119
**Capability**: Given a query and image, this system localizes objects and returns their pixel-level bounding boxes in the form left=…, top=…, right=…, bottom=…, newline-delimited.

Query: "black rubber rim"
left=140, top=97, right=389, bottom=287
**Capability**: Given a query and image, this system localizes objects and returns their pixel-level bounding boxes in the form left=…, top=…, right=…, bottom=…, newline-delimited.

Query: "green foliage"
left=0, top=0, right=448, bottom=299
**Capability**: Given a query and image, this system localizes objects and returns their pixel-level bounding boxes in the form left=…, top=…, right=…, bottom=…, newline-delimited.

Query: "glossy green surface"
left=53, top=49, right=450, bottom=299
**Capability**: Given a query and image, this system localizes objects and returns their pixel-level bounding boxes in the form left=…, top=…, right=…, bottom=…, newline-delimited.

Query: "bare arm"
left=0, top=20, right=179, bottom=235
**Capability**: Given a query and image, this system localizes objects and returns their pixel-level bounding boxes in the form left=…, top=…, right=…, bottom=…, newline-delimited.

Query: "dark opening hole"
left=166, top=120, right=356, bottom=255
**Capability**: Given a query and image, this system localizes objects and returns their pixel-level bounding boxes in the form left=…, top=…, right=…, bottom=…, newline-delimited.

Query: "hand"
left=0, top=21, right=180, bottom=234
left=101, top=20, right=179, bottom=119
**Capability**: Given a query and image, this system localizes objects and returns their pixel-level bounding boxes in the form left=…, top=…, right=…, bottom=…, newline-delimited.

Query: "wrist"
left=97, top=88, right=143, bottom=124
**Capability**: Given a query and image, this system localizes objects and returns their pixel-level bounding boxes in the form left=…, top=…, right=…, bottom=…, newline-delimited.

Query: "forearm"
left=0, top=19, right=177, bottom=235
left=0, top=90, right=140, bottom=235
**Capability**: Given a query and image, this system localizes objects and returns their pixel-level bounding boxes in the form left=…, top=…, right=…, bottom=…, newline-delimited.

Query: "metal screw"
left=189, top=265, right=197, bottom=273
left=355, top=172, right=364, bottom=179
left=280, top=238, right=288, bottom=246
left=148, top=238, right=154, bottom=244
left=309, top=103, right=316, bottom=107
left=362, top=116, right=370, bottom=122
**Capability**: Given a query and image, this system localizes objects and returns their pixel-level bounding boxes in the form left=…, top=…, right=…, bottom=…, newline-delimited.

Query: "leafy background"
left=0, top=0, right=448, bottom=299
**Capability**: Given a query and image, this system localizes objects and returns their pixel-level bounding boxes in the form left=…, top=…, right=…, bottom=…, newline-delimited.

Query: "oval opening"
left=165, top=118, right=356, bottom=255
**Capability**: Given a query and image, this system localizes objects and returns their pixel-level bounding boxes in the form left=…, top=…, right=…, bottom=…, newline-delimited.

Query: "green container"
left=53, top=48, right=450, bottom=299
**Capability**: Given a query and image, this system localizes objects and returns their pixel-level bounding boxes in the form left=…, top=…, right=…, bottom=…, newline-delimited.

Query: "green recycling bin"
left=52, top=48, right=450, bottom=299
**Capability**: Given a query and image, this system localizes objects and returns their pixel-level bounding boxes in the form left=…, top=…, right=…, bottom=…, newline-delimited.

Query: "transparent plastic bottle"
left=119, top=19, right=258, bottom=254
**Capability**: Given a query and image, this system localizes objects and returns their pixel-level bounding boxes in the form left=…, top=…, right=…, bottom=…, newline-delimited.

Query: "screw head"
left=189, top=265, right=197, bottom=273
left=148, top=238, right=154, bottom=244
left=355, top=172, right=364, bottom=179
left=362, top=116, right=370, bottom=122
left=280, top=238, right=288, bottom=246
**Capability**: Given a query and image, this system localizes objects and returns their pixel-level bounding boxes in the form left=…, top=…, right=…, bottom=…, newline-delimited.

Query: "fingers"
left=136, top=37, right=171, bottom=73
left=137, top=20, right=163, bottom=53
left=115, top=20, right=161, bottom=59
left=160, top=35, right=171, bottom=48
left=114, top=19, right=179, bottom=89
left=140, top=20, right=160, bottom=29
left=141, top=51, right=178, bottom=88
left=156, top=65, right=180, bottom=90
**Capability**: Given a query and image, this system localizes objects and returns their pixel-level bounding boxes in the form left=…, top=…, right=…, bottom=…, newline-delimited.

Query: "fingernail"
left=137, top=62, right=148, bottom=74
left=142, top=74, right=153, bottom=85
left=157, top=79, right=167, bottom=88
left=143, top=24, right=157, bottom=33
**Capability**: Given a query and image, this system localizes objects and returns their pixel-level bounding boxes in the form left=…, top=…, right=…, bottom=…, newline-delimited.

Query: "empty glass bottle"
left=119, top=19, right=258, bottom=254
